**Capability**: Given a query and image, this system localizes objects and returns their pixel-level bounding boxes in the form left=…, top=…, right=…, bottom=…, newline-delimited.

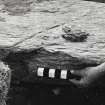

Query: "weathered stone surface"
left=0, top=0, right=105, bottom=83
left=0, top=0, right=105, bottom=85
left=0, top=0, right=105, bottom=104
left=0, top=61, right=11, bottom=105
left=0, top=0, right=105, bottom=65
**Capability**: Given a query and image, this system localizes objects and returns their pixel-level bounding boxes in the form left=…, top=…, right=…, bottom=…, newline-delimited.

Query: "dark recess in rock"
left=3, top=48, right=98, bottom=85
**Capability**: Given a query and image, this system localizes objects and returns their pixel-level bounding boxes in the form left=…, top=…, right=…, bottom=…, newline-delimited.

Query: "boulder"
left=0, top=61, right=11, bottom=105
left=0, top=0, right=105, bottom=81
left=0, top=0, right=105, bottom=104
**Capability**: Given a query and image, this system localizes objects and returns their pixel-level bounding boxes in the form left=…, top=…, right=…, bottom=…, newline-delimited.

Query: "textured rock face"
left=1, top=0, right=105, bottom=104
left=0, top=0, right=105, bottom=81
left=0, top=0, right=105, bottom=64
left=0, top=61, right=11, bottom=105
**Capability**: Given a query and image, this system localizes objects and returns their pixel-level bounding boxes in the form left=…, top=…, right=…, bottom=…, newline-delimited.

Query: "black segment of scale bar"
left=55, top=69, right=61, bottom=79
left=43, top=67, right=49, bottom=78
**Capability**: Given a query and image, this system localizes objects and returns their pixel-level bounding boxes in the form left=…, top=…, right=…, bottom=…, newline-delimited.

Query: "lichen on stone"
left=0, top=61, right=11, bottom=105
left=62, top=26, right=89, bottom=42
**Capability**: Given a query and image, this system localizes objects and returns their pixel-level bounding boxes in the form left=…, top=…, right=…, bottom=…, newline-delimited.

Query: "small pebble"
left=62, top=26, right=89, bottom=42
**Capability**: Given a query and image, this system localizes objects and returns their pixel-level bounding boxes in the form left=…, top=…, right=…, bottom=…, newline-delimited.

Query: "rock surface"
left=0, top=0, right=105, bottom=64
left=0, top=0, right=105, bottom=85
left=0, top=0, right=105, bottom=104
left=0, top=61, right=11, bottom=105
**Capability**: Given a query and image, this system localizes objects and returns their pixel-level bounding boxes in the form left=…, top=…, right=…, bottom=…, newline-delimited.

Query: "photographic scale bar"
left=37, top=67, right=73, bottom=80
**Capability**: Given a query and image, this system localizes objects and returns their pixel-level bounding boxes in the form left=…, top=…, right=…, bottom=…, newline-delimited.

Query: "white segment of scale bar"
left=49, top=69, right=55, bottom=78
left=37, top=67, right=44, bottom=77
left=60, top=70, right=67, bottom=79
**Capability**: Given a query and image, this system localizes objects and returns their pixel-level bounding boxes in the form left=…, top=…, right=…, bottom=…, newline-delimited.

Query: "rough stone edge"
left=0, top=61, right=11, bottom=105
